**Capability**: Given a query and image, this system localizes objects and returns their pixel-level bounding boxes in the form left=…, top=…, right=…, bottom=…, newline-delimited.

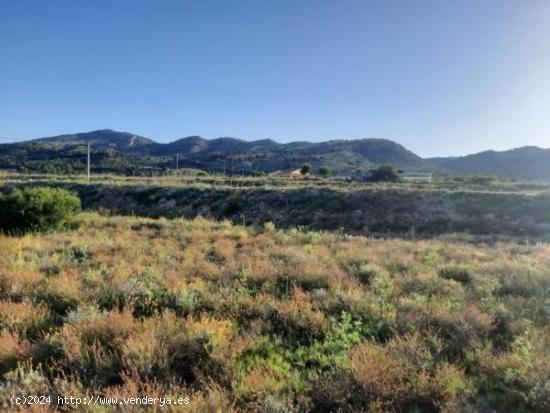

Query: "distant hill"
left=430, top=146, right=550, bottom=181
left=3, top=129, right=550, bottom=181
left=32, top=129, right=156, bottom=153
left=0, top=129, right=430, bottom=175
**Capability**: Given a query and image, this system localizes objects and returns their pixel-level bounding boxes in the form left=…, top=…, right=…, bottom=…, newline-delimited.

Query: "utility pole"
left=176, top=152, right=179, bottom=171
left=87, top=141, right=91, bottom=183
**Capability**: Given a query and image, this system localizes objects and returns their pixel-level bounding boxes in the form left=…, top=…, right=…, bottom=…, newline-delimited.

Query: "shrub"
left=35, top=289, right=80, bottom=316
left=121, top=272, right=172, bottom=318
left=0, top=331, right=30, bottom=376
left=439, top=266, right=472, bottom=284
left=300, top=163, right=312, bottom=175
left=0, top=362, right=50, bottom=403
left=167, top=334, right=221, bottom=385
left=0, top=187, right=81, bottom=234
left=224, top=193, right=241, bottom=214
left=347, top=261, right=379, bottom=285
left=370, top=165, right=400, bottom=182
left=466, top=336, right=535, bottom=411
left=0, top=300, right=54, bottom=339
left=348, top=335, right=472, bottom=411
left=318, top=166, right=331, bottom=178
left=56, top=309, right=136, bottom=386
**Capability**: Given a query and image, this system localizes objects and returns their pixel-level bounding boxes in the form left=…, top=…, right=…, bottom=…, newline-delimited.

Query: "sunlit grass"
left=0, top=213, right=548, bottom=411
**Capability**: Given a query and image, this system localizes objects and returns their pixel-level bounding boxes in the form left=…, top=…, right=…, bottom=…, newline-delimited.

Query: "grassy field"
left=1, top=174, right=549, bottom=411
left=0, top=212, right=549, bottom=412
left=5, top=172, right=550, bottom=193
left=4, top=173, right=550, bottom=240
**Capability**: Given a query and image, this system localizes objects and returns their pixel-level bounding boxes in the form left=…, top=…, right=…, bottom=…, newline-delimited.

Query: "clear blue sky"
left=1, top=0, right=549, bottom=156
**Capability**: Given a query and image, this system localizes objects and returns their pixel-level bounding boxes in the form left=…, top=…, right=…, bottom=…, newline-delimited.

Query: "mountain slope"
left=430, top=146, right=550, bottom=181
left=0, top=130, right=430, bottom=174
left=4, top=130, right=550, bottom=180
left=32, top=129, right=157, bottom=153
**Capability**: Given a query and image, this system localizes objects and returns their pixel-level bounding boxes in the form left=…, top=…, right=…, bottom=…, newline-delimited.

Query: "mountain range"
left=429, top=146, right=550, bottom=181
left=1, top=129, right=549, bottom=181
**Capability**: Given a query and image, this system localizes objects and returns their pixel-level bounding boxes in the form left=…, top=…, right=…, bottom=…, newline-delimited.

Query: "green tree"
left=318, top=166, right=332, bottom=178
left=300, top=163, right=312, bottom=175
left=370, top=165, right=400, bottom=182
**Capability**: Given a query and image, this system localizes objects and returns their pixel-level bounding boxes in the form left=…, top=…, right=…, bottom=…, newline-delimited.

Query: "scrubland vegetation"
left=0, top=187, right=80, bottom=234
left=4, top=175, right=550, bottom=241
left=0, top=210, right=549, bottom=412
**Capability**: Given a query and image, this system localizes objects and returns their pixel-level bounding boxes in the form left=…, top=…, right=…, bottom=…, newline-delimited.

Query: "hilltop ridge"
left=2, top=129, right=550, bottom=181
left=0, top=130, right=429, bottom=175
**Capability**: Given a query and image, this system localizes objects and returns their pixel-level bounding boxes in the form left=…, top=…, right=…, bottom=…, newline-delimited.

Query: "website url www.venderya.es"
left=10, top=395, right=191, bottom=407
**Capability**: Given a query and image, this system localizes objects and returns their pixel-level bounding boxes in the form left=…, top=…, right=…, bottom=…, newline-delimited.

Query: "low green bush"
left=0, top=187, right=81, bottom=234
left=439, top=266, right=472, bottom=284
left=370, top=165, right=400, bottom=182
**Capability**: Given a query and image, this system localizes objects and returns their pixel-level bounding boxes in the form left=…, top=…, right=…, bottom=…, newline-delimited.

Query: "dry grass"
left=0, top=212, right=548, bottom=411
